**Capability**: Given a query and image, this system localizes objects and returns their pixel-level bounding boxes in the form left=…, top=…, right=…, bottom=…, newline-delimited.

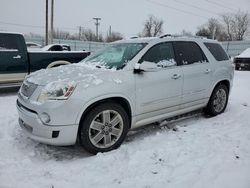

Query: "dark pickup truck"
left=0, top=32, right=90, bottom=87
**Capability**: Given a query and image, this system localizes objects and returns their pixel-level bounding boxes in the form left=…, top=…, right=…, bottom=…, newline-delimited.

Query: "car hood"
left=26, top=64, right=117, bottom=86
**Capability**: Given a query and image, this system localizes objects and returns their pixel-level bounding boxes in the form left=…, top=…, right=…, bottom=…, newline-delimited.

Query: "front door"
left=135, top=42, right=183, bottom=121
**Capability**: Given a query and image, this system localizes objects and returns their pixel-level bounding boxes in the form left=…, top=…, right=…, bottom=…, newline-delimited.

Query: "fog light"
left=52, top=131, right=60, bottom=138
left=40, top=112, right=50, bottom=123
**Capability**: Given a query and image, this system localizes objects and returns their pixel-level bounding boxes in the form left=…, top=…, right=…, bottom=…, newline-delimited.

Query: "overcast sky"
left=0, top=0, right=249, bottom=38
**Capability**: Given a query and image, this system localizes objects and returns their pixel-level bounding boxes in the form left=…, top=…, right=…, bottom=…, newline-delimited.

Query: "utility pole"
left=93, top=17, right=101, bottom=41
left=78, top=26, right=82, bottom=40
left=50, top=0, right=54, bottom=44
left=109, top=25, right=112, bottom=37
left=45, top=0, right=49, bottom=45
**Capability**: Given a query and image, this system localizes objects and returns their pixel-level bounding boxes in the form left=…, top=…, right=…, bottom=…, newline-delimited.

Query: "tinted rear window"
left=204, top=42, right=229, bottom=61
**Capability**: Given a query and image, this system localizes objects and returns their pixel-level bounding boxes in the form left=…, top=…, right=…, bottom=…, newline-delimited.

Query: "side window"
left=0, top=35, right=19, bottom=51
left=140, top=42, right=176, bottom=67
left=204, top=42, right=229, bottom=61
left=174, top=41, right=208, bottom=65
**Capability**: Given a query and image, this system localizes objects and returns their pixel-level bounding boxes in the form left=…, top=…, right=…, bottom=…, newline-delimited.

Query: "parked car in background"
left=0, top=32, right=90, bottom=87
left=26, top=42, right=42, bottom=49
left=17, top=35, right=234, bottom=154
left=234, top=48, right=250, bottom=70
left=42, top=44, right=71, bottom=51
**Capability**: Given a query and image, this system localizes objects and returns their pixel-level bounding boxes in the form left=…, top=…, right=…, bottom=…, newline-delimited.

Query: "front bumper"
left=17, top=99, right=79, bottom=146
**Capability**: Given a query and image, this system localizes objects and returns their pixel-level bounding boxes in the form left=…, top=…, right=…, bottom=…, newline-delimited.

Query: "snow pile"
left=157, top=59, right=177, bottom=67
left=92, top=78, right=103, bottom=85
left=26, top=64, right=107, bottom=86
left=0, top=72, right=250, bottom=188
left=113, top=78, right=122, bottom=84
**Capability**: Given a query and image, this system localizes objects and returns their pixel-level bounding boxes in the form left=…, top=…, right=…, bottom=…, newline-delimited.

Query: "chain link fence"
left=24, top=37, right=107, bottom=52
left=221, top=41, right=250, bottom=57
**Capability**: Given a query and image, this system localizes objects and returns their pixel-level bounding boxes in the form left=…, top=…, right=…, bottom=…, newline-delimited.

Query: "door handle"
left=13, top=55, right=21, bottom=59
left=205, top=69, right=211, bottom=74
left=171, top=74, right=181, bottom=80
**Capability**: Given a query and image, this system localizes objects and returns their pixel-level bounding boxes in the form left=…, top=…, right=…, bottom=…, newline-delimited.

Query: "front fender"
left=75, top=93, right=135, bottom=125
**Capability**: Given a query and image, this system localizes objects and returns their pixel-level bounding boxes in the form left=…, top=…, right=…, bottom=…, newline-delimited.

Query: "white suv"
left=17, top=35, right=234, bottom=154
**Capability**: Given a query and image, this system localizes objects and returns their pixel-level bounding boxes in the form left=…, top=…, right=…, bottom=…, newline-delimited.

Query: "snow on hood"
left=237, top=48, right=250, bottom=58
left=26, top=63, right=116, bottom=86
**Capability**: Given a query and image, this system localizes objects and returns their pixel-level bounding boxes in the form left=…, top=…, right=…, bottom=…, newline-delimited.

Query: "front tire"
left=205, top=84, right=229, bottom=116
left=79, top=102, right=129, bottom=154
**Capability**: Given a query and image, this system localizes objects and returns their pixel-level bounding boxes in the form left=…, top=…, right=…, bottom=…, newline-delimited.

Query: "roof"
left=0, top=31, right=24, bottom=35
left=114, top=35, right=218, bottom=44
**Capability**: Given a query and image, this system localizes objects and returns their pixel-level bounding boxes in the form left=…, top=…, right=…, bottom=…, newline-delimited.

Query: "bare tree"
left=24, top=32, right=43, bottom=39
left=222, top=13, right=234, bottom=41
left=141, top=15, right=164, bottom=37
left=180, top=29, right=193, bottom=37
left=52, top=29, right=70, bottom=40
left=196, top=26, right=210, bottom=38
left=106, top=32, right=123, bottom=42
left=79, top=28, right=104, bottom=42
left=232, top=11, right=250, bottom=40
left=196, top=18, right=227, bottom=41
left=221, top=11, right=250, bottom=40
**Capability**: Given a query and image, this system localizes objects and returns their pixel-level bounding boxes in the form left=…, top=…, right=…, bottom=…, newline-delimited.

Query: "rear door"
left=135, top=42, right=183, bottom=120
left=173, top=41, right=212, bottom=108
left=0, top=34, right=28, bottom=84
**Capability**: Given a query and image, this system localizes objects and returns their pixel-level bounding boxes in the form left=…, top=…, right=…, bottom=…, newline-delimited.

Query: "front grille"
left=20, top=81, right=38, bottom=98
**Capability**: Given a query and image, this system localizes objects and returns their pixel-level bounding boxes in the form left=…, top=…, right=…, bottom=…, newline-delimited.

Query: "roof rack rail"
left=159, top=34, right=208, bottom=40
left=192, top=35, right=207, bottom=39
left=159, top=34, right=172, bottom=38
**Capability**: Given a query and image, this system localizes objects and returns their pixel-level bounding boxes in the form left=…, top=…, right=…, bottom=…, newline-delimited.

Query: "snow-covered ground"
left=0, top=71, right=250, bottom=188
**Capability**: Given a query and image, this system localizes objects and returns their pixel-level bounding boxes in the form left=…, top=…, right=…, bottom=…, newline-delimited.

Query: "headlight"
left=37, top=81, right=76, bottom=103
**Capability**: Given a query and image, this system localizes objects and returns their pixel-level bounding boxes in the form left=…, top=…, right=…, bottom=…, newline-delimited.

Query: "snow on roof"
left=237, top=48, right=250, bottom=58
left=0, top=31, right=24, bottom=35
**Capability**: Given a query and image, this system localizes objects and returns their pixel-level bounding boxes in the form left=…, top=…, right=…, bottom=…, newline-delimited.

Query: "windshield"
left=81, top=43, right=146, bottom=69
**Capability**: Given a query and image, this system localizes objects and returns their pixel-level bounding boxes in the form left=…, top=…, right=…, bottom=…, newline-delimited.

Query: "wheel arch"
left=78, top=96, right=133, bottom=130
left=205, top=79, right=230, bottom=116
left=47, top=60, right=71, bottom=68
left=213, top=79, right=230, bottom=93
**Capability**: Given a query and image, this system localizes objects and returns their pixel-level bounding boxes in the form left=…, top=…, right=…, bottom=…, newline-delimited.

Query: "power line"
left=204, top=0, right=238, bottom=12
left=144, top=0, right=210, bottom=20
left=0, top=21, right=44, bottom=29
left=173, top=0, right=220, bottom=16
left=171, top=0, right=226, bottom=23
left=0, top=20, right=79, bottom=31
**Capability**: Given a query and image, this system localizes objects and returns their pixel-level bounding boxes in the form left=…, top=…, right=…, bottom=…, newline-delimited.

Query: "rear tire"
left=79, top=102, right=129, bottom=154
left=205, top=84, right=229, bottom=116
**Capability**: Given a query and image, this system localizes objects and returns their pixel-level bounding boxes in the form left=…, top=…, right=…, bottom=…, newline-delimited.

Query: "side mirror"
left=134, top=61, right=159, bottom=72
